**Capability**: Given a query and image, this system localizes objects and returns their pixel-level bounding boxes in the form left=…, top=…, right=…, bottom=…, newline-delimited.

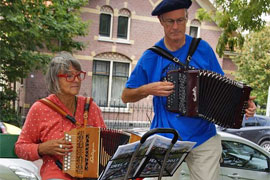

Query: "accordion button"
left=68, top=166, right=71, bottom=169
left=64, top=168, right=67, bottom=171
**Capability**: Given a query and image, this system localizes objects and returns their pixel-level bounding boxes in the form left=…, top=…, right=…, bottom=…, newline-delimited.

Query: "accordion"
left=166, top=69, right=252, bottom=129
left=63, top=126, right=141, bottom=178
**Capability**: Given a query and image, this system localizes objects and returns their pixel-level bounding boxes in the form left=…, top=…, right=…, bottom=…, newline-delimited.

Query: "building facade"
left=21, top=0, right=232, bottom=128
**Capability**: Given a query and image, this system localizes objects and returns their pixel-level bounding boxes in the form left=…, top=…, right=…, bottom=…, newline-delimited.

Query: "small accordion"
left=166, top=69, right=252, bottom=129
left=63, top=126, right=141, bottom=178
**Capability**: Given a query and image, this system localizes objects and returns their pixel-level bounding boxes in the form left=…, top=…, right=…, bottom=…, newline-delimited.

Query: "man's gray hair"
left=45, top=51, right=82, bottom=94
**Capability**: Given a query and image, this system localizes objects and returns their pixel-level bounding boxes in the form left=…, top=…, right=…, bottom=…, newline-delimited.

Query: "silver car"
left=0, top=123, right=41, bottom=180
left=134, top=129, right=270, bottom=180
left=0, top=159, right=41, bottom=180
left=177, top=131, right=270, bottom=180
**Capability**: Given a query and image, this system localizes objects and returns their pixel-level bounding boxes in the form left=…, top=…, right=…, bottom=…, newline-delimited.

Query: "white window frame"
left=117, top=15, right=130, bottom=41
left=117, top=9, right=131, bottom=42
left=92, top=58, right=131, bottom=112
left=189, top=25, right=200, bottom=38
left=98, top=6, right=114, bottom=41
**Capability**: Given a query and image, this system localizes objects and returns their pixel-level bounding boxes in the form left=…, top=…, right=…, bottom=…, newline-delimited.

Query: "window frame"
left=92, top=58, right=131, bottom=111
left=117, top=14, right=130, bottom=40
left=99, top=7, right=113, bottom=40
left=189, top=25, right=200, bottom=38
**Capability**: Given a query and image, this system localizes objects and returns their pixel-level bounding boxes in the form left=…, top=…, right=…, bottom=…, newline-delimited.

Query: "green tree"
left=197, top=0, right=270, bottom=57
left=0, top=0, right=88, bottom=125
left=233, top=27, right=270, bottom=112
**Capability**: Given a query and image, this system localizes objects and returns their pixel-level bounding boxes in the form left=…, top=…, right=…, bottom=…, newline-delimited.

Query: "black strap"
left=148, top=37, right=201, bottom=68
left=186, top=37, right=201, bottom=67
left=148, top=46, right=186, bottom=67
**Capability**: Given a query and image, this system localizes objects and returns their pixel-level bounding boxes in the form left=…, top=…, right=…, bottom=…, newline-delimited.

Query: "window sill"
left=115, top=39, right=132, bottom=44
left=98, top=36, right=114, bottom=42
left=97, top=36, right=132, bottom=45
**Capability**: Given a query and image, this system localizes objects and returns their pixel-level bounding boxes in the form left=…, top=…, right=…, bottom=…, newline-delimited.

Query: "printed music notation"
left=98, top=134, right=196, bottom=180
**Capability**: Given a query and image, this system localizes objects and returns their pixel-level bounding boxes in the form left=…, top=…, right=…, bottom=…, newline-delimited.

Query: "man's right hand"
left=144, top=81, right=174, bottom=97
left=121, top=81, right=174, bottom=103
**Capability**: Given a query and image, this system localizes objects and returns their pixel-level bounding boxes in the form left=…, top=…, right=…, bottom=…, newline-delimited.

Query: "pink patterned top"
left=15, top=94, right=106, bottom=180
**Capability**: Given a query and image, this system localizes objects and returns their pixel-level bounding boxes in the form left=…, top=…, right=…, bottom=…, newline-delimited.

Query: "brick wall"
left=23, top=0, right=229, bottom=117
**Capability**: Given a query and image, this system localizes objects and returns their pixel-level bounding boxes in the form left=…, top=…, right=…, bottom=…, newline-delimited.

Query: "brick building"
left=20, top=0, right=235, bottom=128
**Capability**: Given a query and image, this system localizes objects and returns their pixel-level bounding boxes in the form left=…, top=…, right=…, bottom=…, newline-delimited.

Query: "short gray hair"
left=45, top=51, right=82, bottom=94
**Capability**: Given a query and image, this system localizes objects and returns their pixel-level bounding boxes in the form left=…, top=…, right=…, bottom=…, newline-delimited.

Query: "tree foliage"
left=233, top=27, right=270, bottom=109
left=197, top=0, right=270, bottom=57
left=0, top=0, right=88, bottom=124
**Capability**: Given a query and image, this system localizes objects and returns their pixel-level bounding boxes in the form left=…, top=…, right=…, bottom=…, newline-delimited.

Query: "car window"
left=257, top=117, right=267, bottom=126
left=221, top=140, right=269, bottom=171
left=243, top=118, right=258, bottom=127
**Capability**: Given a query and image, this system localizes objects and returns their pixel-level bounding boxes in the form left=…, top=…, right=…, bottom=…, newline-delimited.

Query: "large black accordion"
left=166, top=69, right=252, bottom=129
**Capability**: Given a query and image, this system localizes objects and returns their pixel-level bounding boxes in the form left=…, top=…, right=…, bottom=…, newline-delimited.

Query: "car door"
left=220, top=140, right=270, bottom=180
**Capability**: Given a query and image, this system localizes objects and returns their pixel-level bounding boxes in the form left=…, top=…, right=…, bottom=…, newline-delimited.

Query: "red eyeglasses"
left=57, top=71, right=86, bottom=82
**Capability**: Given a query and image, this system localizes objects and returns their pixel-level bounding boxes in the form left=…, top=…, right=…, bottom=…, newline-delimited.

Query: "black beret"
left=152, top=0, right=192, bottom=16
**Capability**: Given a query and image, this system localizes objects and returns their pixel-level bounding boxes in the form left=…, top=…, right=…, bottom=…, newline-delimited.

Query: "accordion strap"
left=39, top=98, right=77, bottom=125
left=148, top=45, right=186, bottom=67
left=83, top=97, right=93, bottom=127
left=39, top=97, right=92, bottom=127
left=186, top=37, right=201, bottom=67
left=148, top=37, right=201, bottom=68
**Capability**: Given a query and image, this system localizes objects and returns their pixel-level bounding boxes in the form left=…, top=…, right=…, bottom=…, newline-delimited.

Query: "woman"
left=15, top=52, right=106, bottom=180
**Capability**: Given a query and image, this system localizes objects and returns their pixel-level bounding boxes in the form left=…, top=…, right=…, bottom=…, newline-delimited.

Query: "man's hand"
left=122, top=81, right=174, bottom=103
left=245, top=96, right=256, bottom=119
left=143, top=81, right=174, bottom=97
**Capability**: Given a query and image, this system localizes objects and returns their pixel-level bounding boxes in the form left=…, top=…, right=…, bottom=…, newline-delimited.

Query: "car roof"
left=2, top=123, right=21, bottom=135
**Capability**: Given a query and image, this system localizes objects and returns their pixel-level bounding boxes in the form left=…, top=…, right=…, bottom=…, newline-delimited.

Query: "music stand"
left=98, top=128, right=193, bottom=180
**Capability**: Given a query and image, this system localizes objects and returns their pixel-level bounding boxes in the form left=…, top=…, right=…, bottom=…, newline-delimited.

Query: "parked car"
left=177, top=131, right=270, bottom=180
left=0, top=123, right=41, bottom=180
left=0, top=122, right=21, bottom=134
left=132, top=128, right=270, bottom=180
left=219, top=115, right=270, bottom=152
left=0, top=159, right=40, bottom=180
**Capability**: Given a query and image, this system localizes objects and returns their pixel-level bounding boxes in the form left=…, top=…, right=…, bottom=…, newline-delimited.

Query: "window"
left=117, top=9, right=131, bottom=40
left=92, top=58, right=130, bottom=108
left=221, top=140, right=268, bottom=171
left=117, top=16, right=128, bottom=38
left=99, top=6, right=113, bottom=38
left=99, top=14, right=111, bottom=37
left=189, top=19, right=201, bottom=38
left=189, top=26, right=199, bottom=37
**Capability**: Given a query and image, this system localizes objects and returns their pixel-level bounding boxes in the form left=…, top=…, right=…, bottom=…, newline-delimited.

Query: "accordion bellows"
left=166, top=69, right=252, bottom=129
left=63, top=127, right=140, bottom=178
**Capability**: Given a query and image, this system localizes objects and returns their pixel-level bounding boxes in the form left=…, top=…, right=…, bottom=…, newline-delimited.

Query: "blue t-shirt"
left=126, top=35, right=224, bottom=147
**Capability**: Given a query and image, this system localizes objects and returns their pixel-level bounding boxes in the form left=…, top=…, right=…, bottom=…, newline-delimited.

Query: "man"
left=121, top=0, right=256, bottom=179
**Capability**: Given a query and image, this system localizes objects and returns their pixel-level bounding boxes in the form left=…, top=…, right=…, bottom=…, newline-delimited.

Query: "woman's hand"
left=38, top=137, right=72, bottom=156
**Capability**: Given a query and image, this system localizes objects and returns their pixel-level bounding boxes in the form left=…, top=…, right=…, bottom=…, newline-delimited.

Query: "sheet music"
left=98, top=135, right=196, bottom=180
